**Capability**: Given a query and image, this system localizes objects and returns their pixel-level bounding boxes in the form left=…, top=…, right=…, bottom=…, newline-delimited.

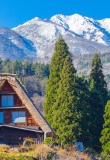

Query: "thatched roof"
left=0, top=73, right=55, bottom=137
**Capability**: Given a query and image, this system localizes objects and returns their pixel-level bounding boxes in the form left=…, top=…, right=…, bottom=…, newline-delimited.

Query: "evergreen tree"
left=89, top=53, right=108, bottom=105
left=52, top=57, right=91, bottom=145
left=35, top=63, right=49, bottom=79
left=4, top=64, right=10, bottom=73
left=23, top=61, right=32, bottom=75
left=4, top=59, right=12, bottom=73
left=12, top=60, right=22, bottom=76
left=0, top=58, right=3, bottom=72
left=100, top=100, right=110, bottom=159
left=74, top=76, right=90, bottom=145
left=4, top=58, right=10, bottom=66
left=88, top=79, right=104, bottom=150
left=44, top=36, right=72, bottom=125
left=89, top=54, right=108, bottom=151
left=52, top=56, right=77, bottom=145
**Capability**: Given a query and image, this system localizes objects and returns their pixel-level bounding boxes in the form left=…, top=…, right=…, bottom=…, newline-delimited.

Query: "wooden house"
left=0, top=73, right=55, bottom=145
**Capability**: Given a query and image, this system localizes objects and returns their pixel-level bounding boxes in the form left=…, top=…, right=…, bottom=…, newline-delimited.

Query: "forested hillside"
left=73, top=52, right=110, bottom=89
left=1, top=52, right=110, bottom=113
left=0, top=38, right=110, bottom=158
left=0, top=58, right=49, bottom=112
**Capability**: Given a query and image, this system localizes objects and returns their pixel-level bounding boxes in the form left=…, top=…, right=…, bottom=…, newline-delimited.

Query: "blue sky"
left=0, top=0, right=110, bottom=28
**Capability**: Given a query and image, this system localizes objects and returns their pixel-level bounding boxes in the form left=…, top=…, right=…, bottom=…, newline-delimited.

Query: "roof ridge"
left=0, top=73, right=16, bottom=77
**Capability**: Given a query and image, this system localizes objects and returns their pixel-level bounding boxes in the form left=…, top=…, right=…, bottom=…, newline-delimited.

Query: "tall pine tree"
left=89, top=54, right=108, bottom=151
left=74, top=76, right=91, bottom=146
left=44, top=36, right=72, bottom=125
left=89, top=53, right=108, bottom=105
left=52, top=56, right=90, bottom=145
left=52, top=55, right=77, bottom=145
left=100, top=100, right=110, bottom=159
left=88, top=79, right=104, bottom=150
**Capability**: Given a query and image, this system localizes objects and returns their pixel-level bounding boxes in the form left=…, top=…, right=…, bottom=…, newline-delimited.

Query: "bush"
left=43, top=137, right=54, bottom=146
left=36, top=151, right=56, bottom=160
left=23, top=137, right=36, bottom=146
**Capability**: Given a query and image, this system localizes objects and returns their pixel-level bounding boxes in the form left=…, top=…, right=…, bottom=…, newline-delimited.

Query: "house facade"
left=0, top=74, right=54, bottom=145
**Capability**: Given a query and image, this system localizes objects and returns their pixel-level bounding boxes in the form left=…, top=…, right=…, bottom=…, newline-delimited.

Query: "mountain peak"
left=0, top=13, right=110, bottom=60
left=51, top=13, right=84, bottom=22
left=70, top=13, right=83, bottom=18
left=12, top=13, right=110, bottom=59
left=30, top=17, right=40, bottom=21
left=50, top=13, right=110, bottom=46
left=13, top=17, right=40, bottom=29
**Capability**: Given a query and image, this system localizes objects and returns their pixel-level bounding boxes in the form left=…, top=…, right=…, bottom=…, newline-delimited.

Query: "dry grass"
left=0, top=144, right=102, bottom=160
left=0, top=144, right=55, bottom=159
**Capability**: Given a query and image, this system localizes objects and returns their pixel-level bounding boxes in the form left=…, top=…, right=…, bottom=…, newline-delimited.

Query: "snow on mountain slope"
left=13, top=17, right=82, bottom=57
left=98, top=18, right=110, bottom=33
left=0, top=27, right=36, bottom=60
left=0, top=13, right=110, bottom=60
left=51, top=14, right=110, bottom=46
left=13, top=15, right=110, bottom=58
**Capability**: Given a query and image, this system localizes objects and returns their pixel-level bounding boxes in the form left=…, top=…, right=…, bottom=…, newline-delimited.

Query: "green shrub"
left=43, top=137, right=54, bottom=146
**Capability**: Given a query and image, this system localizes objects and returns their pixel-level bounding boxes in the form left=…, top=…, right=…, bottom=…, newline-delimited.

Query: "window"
left=12, top=111, right=26, bottom=123
left=0, top=112, right=4, bottom=123
left=2, top=95, right=14, bottom=107
left=27, top=118, right=36, bottom=126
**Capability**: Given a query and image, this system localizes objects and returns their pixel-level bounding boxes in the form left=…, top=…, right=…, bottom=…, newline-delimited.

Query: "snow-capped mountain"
left=51, top=14, right=110, bottom=46
left=13, top=14, right=110, bottom=58
left=13, top=17, right=81, bottom=58
left=98, top=18, right=110, bottom=33
left=0, top=27, right=36, bottom=60
left=0, top=13, right=110, bottom=60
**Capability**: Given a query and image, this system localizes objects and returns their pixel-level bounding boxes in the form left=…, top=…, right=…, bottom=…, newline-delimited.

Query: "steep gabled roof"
left=0, top=73, right=55, bottom=137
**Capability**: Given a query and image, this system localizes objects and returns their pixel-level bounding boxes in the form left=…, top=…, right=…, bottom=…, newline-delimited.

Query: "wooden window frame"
left=2, top=95, right=14, bottom=107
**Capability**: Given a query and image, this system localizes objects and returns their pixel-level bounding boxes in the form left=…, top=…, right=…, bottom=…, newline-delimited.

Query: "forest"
left=0, top=36, right=110, bottom=159
left=43, top=36, right=110, bottom=159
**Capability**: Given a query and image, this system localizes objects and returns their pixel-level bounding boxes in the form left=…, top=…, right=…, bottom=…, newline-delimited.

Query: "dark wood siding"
left=0, top=81, right=23, bottom=107
left=14, top=94, right=23, bottom=106
left=0, top=81, right=15, bottom=93
left=0, top=126, right=44, bottom=145
left=0, top=108, right=39, bottom=127
left=0, top=80, right=40, bottom=128
left=4, top=110, right=11, bottom=124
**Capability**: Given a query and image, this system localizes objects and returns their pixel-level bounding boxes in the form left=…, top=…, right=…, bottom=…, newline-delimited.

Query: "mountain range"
left=1, top=14, right=110, bottom=60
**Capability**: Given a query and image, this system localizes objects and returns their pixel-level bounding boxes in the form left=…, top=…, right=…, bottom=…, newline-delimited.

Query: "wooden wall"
left=0, top=108, right=38, bottom=126
left=0, top=80, right=23, bottom=106
left=0, top=81, right=15, bottom=93
left=0, top=126, right=44, bottom=145
left=0, top=80, right=39, bottom=127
